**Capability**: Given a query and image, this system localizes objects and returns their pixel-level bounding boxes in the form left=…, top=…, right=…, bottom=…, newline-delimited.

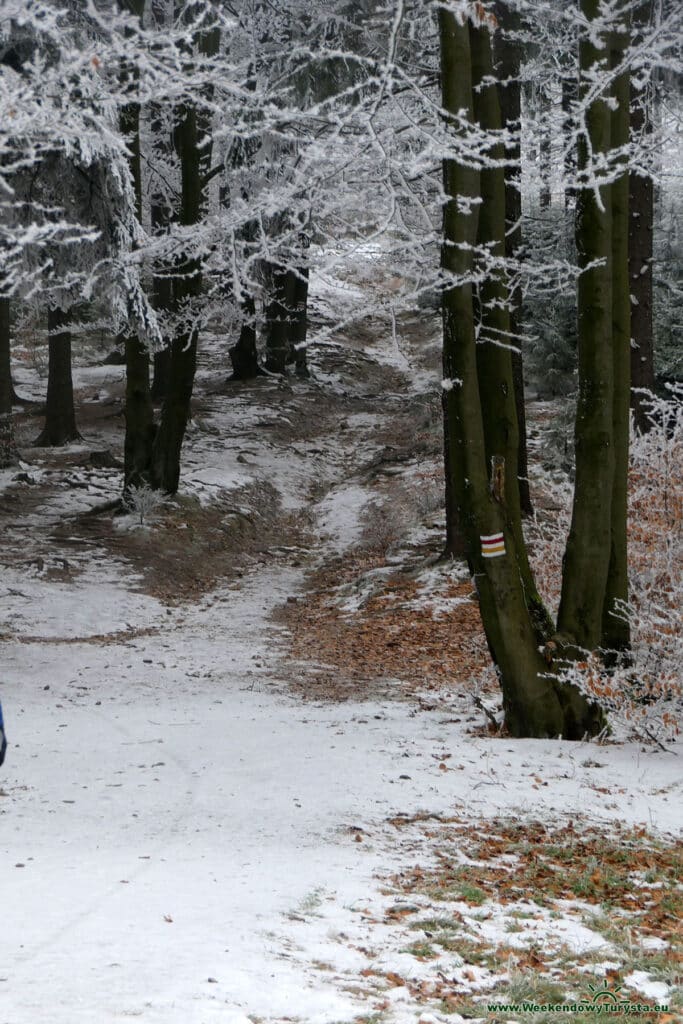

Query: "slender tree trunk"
left=150, top=198, right=173, bottom=402
left=150, top=14, right=218, bottom=493
left=0, top=295, right=18, bottom=467
left=289, top=264, right=310, bottom=378
left=629, top=0, right=655, bottom=432
left=601, top=8, right=631, bottom=654
left=562, top=56, right=579, bottom=209
left=35, top=307, right=80, bottom=447
left=119, top=35, right=155, bottom=490
left=539, top=93, right=552, bottom=209
left=493, top=3, right=532, bottom=516
left=557, top=0, right=616, bottom=656
left=150, top=101, right=203, bottom=493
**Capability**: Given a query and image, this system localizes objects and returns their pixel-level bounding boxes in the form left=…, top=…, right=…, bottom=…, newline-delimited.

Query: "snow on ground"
left=2, top=549, right=681, bottom=1023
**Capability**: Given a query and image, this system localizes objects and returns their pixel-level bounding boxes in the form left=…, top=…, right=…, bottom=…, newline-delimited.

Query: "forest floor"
left=1, top=262, right=681, bottom=1024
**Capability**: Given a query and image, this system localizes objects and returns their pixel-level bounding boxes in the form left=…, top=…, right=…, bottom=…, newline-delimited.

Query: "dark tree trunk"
left=440, top=12, right=568, bottom=737
left=493, top=2, right=532, bottom=516
left=264, top=262, right=293, bottom=374
left=0, top=295, right=19, bottom=467
left=229, top=294, right=262, bottom=380
left=557, top=0, right=620, bottom=666
left=151, top=347, right=171, bottom=401
left=601, top=10, right=631, bottom=655
left=150, top=195, right=174, bottom=402
left=439, top=9, right=602, bottom=739
left=150, top=99, right=204, bottom=493
left=35, top=307, right=80, bottom=447
left=116, top=0, right=155, bottom=490
left=149, top=12, right=217, bottom=493
left=629, top=1, right=655, bottom=432
left=288, top=266, right=310, bottom=378
left=120, top=42, right=155, bottom=490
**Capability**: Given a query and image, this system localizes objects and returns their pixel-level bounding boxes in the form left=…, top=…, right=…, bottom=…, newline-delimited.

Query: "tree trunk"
left=150, top=101, right=202, bottom=493
left=150, top=198, right=173, bottom=402
left=493, top=3, right=532, bottom=516
left=470, top=23, right=550, bottom=640
left=150, top=14, right=217, bottom=493
left=119, top=38, right=155, bottom=490
left=440, top=9, right=602, bottom=739
left=0, top=295, right=18, bottom=467
left=289, top=265, right=310, bottom=378
left=557, top=0, right=617, bottom=657
left=562, top=59, right=579, bottom=209
left=629, top=1, right=655, bottom=432
left=602, top=14, right=631, bottom=655
left=151, top=347, right=171, bottom=401
left=34, top=306, right=80, bottom=447
left=440, top=10, right=568, bottom=738
left=264, top=262, right=293, bottom=374
left=229, top=294, right=262, bottom=380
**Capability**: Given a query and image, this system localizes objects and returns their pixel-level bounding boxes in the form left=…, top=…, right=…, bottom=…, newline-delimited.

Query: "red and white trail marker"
left=480, top=532, right=506, bottom=558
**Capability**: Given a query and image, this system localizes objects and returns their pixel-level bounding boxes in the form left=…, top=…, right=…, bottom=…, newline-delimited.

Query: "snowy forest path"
left=1, top=332, right=681, bottom=1024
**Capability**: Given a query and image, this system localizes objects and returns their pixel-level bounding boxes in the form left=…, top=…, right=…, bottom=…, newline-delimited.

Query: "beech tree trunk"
left=493, top=3, right=532, bottom=516
left=602, top=15, right=632, bottom=654
left=629, top=0, right=655, bottom=432
left=552, top=0, right=631, bottom=705
left=440, top=11, right=569, bottom=738
left=35, top=306, right=80, bottom=447
left=0, top=295, right=18, bottom=467
left=440, top=9, right=605, bottom=738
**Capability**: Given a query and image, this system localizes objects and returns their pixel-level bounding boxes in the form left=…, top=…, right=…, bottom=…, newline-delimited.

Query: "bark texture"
left=629, top=0, right=655, bottom=432
left=493, top=3, right=532, bottom=516
left=602, top=16, right=632, bottom=654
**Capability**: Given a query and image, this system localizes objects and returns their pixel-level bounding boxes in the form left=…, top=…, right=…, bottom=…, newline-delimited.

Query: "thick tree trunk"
left=35, top=307, right=80, bottom=447
left=0, top=295, right=18, bottom=467
left=557, top=0, right=616, bottom=656
left=440, top=11, right=568, bottom=738
left=470, top=24, right=550, bottom=640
